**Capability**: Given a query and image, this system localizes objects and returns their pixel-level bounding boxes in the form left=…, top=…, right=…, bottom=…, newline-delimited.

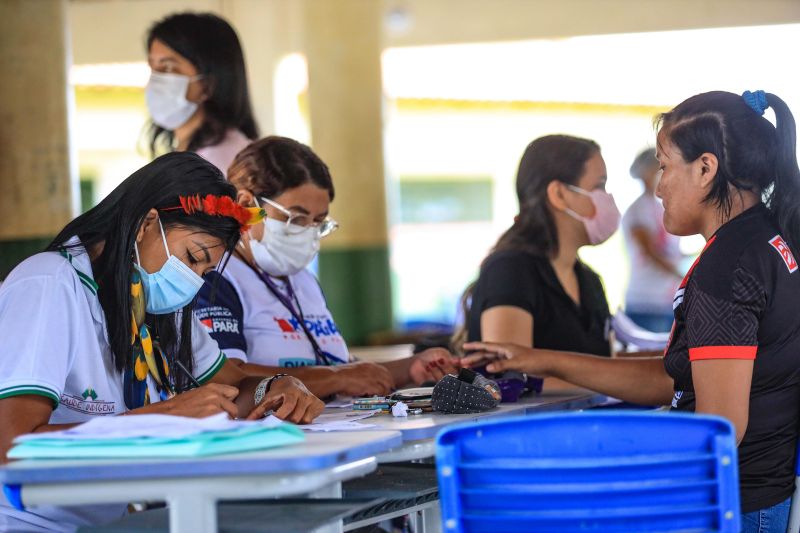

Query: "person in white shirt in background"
left=622, top=148, right=683, bottom=332
left=195, top=136, right=461, bottom=398
left=0, top=152, right=322, bottom=532
left=143, top=12, right=256, bottom=174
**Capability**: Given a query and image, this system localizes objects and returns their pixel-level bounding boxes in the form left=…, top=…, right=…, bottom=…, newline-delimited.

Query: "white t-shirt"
left=0, top=239, right=226, bottom=532
left=195, top=129, right=251, bottom=174
left=194, top=255, right=349, bottom=368
left=622, top=193, right=682, bottom=312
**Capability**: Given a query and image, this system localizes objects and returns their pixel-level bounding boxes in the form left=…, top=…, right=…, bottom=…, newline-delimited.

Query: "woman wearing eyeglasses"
left=194, top=136, right=459, bottom=398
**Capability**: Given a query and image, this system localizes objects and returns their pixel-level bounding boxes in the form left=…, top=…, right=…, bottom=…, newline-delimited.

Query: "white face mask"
left=145, top=71, right=200, bottom=130
left=250, top=218, right=321, bottom=276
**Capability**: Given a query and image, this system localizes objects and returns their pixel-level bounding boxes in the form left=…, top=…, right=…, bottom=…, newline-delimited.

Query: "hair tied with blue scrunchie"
left=742, top=90, right=769, bottom=116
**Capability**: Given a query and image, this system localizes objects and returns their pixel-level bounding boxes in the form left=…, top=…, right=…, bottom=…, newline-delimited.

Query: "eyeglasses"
left=259, top=197, right=339, bottom=238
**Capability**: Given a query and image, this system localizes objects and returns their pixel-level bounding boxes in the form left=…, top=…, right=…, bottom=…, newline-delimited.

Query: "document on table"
left=15, top=413, right=284, bottom=442
left=9, top=414, right=303, bottom=459
left=302, top=410, right=379, bottom=432
left=325, top=397, right=355, bottom=409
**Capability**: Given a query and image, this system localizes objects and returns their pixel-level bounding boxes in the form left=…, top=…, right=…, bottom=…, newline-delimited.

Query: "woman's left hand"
left=408, top=348, right=461, bottom=384
left=246, top=376, right=324, bottom=424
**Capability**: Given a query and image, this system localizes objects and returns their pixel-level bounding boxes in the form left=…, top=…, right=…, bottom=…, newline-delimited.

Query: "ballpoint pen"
left=175, top=359, right=202, bottom=390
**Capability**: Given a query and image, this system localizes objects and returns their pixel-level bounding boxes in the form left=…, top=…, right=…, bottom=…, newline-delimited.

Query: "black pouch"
left=431, top=368, right=501, bottom=414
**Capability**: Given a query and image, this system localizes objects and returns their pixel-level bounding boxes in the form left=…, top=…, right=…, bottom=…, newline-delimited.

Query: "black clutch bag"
left=431, top=368, right=501, bottom=414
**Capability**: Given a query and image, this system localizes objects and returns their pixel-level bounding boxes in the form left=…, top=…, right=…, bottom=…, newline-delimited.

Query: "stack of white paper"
left=302, top=411, right=379, bottom=432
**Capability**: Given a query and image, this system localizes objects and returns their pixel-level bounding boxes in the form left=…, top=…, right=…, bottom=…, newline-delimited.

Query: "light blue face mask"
left=134, top=219, right=205, bottom=315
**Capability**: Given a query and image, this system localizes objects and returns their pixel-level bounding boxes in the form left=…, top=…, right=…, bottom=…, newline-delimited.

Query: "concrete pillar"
left=221, top=0, right=305, bottom=137
left=0, top=0, right=75, bottom=277
left=303, top=0, right=392, bottom=345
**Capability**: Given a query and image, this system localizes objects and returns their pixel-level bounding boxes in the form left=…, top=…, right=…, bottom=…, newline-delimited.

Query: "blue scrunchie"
left=742, top=90, right=769, bottom=116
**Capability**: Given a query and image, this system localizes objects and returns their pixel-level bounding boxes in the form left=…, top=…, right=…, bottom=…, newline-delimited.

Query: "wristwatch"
left=254, top=374, right=289, bottom=405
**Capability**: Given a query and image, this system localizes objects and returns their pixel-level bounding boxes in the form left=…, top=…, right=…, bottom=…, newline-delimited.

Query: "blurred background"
left=2, top=0, right=799, bottom=345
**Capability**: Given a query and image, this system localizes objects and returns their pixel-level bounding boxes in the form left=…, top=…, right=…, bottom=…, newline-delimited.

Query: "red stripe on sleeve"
left=689, top=345, right=757, bottom=361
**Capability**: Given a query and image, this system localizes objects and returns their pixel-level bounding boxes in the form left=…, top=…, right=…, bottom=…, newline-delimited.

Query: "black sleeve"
left=685, top=265, right=765, bottom=361
left=193, top=272, right=247, bottom=357
left=477, top=253, right=538, bottom=315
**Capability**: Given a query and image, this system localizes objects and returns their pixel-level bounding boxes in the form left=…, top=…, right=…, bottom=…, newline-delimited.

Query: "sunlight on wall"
left=382, top=23, right=800, bottom=325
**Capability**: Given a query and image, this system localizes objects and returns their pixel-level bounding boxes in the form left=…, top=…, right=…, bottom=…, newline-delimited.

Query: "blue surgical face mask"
left=134, top=220, right=205, bottom=314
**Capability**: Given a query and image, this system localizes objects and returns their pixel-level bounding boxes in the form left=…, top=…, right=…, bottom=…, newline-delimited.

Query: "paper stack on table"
left=325, top=397, right=355, bottom=409
left=8, top=413, right=304, bottom=459
left=302, top=410, right=379, bottom=432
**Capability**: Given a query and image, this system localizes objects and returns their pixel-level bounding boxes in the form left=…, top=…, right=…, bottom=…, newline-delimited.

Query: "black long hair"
left=452, top=135, right=600, bottom=351
left=658, top=91, right=800, bottom=251
left=47, top=152, right=242, bottom=391
left=493, top=135, right=600, bottom=258
left=145, top=12, right=259, bottom=157
left=227, top=135, right=335, bottom=200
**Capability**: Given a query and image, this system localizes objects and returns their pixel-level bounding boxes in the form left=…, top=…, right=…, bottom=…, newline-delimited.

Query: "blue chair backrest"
left=436, top=411, right=740, bottom=532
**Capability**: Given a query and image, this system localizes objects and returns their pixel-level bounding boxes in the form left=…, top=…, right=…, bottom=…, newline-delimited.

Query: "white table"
left=332, top=389, right=608, bottom=532
left=0, top=430, right=402, bottom=533
left=1, top=391, right=606, bottom=533
left=344, top=389, right=608, bottom=462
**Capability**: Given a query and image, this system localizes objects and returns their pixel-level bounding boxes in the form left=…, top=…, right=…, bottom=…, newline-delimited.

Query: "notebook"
left=8, top=413, right=304, bottom=459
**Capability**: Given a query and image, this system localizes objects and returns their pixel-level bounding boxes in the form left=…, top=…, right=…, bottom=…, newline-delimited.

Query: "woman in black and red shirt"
left=463, top=90, right=800, bottom=531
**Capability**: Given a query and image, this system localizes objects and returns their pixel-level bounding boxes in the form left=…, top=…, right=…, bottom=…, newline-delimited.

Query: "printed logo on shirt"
left=279, top=357, right=317, bottom=368
left=274, top=318, right=295, bottom=333
left=272, top=317, right=341, bottom=338
left=769, top=235, right=798, bottom=273
left=61, top=391, right=116, bottom=415
left=671, top=390, right=683, bottom=408
left=195, top=306, right=241, bottom=334
left=197, top=305, right=240, bottom=334
left=673, top=287, right=685, bottom=311
left=199, top=317, right=240, bottom=334
left=81, top=388, right=98, bottom=401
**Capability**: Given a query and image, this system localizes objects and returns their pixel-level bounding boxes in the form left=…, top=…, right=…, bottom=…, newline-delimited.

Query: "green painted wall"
left=318, top=245, right=392, bottom=346
left=0, top=237, right=53, bottom=279
left=0, top=179, right=93, bottom=280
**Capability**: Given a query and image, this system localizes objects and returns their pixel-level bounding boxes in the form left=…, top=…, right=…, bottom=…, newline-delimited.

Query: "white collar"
left=59, top=236, right=105, bottom=326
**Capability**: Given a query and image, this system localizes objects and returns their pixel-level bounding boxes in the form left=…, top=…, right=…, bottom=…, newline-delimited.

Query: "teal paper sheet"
left=8, top=423, right=305, bottom=459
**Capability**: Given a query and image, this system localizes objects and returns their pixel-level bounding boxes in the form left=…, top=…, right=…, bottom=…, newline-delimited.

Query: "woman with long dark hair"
left=0, top=152, right=322, bottom=531
left=455, top=135, right=621, bottom=392
left=194, top=136, right=460, bottom=398
left=464, top=91, right=800, bottom=531
left=144, top=12, right=258, bottom=172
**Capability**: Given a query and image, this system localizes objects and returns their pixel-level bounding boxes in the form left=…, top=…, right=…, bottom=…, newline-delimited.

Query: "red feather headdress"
left=162, top=195, right=265, bottom=233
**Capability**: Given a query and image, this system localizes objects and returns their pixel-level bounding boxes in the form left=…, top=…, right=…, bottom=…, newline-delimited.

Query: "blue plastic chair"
left=436, top=411, right=740, bottom=532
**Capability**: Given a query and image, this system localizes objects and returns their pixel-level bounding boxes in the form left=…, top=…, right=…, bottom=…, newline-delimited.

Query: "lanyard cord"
left=247, top=264, right=336, bottom=366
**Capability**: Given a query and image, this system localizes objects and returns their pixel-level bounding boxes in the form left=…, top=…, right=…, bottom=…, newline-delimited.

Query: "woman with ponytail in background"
left=464, top=91, right=800, bottom=530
